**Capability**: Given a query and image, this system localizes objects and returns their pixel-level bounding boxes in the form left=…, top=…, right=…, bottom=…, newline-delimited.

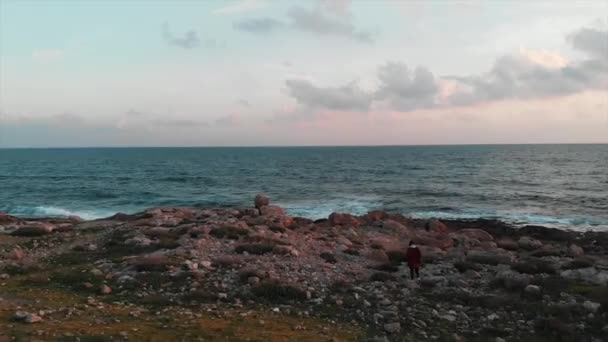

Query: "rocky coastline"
left=1, top=195, right=607, bottom=341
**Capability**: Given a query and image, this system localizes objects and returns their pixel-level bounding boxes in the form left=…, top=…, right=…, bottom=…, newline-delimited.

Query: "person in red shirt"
left=406, top=240, right=422, bottom=279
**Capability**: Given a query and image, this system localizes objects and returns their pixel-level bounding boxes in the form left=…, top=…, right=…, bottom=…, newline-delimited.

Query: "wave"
left=280, top=194, right=382, bottom=219
left=409, top=210, right=608, bottom=231
left=3, top=206, right=118, bottom=220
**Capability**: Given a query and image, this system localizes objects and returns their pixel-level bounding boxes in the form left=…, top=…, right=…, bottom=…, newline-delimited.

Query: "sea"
left=0, top=145, right=606, bottom=231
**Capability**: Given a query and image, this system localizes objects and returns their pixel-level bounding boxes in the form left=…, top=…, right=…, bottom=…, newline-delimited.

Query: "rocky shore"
left=1, top=196, right=607, bottom=341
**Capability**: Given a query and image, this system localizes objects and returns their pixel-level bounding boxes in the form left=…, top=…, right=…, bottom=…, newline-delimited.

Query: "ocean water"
left=0, top=145, right=607, bottom=231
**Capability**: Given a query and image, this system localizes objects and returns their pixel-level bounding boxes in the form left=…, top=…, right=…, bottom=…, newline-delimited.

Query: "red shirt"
left=406, top=246, right=421, bottom=268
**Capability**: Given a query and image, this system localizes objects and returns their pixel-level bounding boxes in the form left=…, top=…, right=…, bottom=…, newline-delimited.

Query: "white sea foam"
left=409, top=210, right=608, bottom=231
left=6, top=206, right=116, bottom=220
left=280, top=194, right=382, bottom=220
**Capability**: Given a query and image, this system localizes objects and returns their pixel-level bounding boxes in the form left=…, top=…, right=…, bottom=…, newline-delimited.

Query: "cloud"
left=568, top=26, right=608, bottom=58
left=287, top=7, right=373, bottom=43
left=233, top=18, right=285, bottom=33
left=283, top=25, right=607, bottom=113
left=234, top=5, right=374, bottom=43
left=213, top=0, right=265, bottom=15
left=375, top=63, right=439, bottom=111
left=162, top=23, right=200, bottom=49
left=285, top=79, right=372, bottom=111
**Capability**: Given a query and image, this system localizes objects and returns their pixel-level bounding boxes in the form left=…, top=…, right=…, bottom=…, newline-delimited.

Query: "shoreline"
left=4, top=205, right=608, bottom=233
left=1, top=196, right=607, bottom=341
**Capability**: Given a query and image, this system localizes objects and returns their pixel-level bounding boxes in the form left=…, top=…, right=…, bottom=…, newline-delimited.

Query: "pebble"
left=384, top=322, right=401, bottom=334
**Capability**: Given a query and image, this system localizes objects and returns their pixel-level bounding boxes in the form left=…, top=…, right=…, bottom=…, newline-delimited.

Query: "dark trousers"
left=409, top=266, right=420, bottom=279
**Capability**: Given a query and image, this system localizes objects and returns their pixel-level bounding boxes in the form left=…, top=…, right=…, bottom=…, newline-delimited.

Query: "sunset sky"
left=1, top=0, right=607, bottom=147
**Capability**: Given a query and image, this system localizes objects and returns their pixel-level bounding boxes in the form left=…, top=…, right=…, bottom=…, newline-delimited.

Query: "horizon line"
left=1, top=142, right=607, bottom=149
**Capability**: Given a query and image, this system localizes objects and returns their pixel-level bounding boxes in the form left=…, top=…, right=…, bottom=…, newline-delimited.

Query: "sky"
left=0, top=0, right=607, bottom=147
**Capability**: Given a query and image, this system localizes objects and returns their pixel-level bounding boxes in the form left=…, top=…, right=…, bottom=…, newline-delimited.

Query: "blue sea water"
left=0, top=145, right=607, bottom=231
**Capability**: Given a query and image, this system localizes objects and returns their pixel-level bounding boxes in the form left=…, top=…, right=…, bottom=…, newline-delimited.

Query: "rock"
left=415, top=231, right=454, bottom=250
left=404, top=280, right=420, bottom=289
left=456, top=229, right=494, bottom=242
left=497, top=238, right=518, bottom=251
left=11, top=223, right=55, bottom=236
left=495, top=338, right=506, bottom=342
left=362, top=210, right=389, bottom=223
left=366, top=250, right=390, bottom=263
left=531, top=245, right=562, bottom=257
left=382, top=220, right=414, bottom=238
left=427, top=220, right=449, bottom=233
left=466, top=250, right=513, bottom=265
left=14, top=312, right=42, bottom=324
left=328, top=213, right=361, bottom=227
left=568, top=244, right=584, bottom=257
left=495, top=270, right=530, bottom=291
left=420, top=276, right=447, bottom=288
left=512, top=258, right=558, bottom=275
left=6, top=248, right=26, bottom=261
left=254, top=194, right=270, bottom=209
left=0, top=212, right=18, bottom=224
left=384, top=322, right=401, bottom=334
left=272, top=245, right=299, bottom=257
left=260, top=205, right=286, bottom=217
left=524, top=285, right=542, bottom=298
left=583, top=301, right=601, bottom=313
left=560, top=268, right=608, bottom=286
left=124, top=235, right=153, bottom=247
left=518, top=236, right=543, bottom=250
left=144, top=227, right=173, bottom=237
left=441, top=314, right=456, bottom=322
left=100, top=285, right=112, bottom=295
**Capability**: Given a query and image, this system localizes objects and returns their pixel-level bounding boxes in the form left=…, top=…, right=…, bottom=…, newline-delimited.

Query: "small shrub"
left=209, top=225, right=249, bottom=239
left=234, top=243, right=275, bottom=255
left=372, top=263, right=399, bottom=272
left=386, top=249, right=408, bottom=264
left=454, top=261, right=483, bottom=273
left=320, top=252, right=338, bottom=263
left=512, top=259, right=557, bottom=275
left=252, top=280, right=307, bottom=302
left=343, top=248, right=360, bottom=256
left=369, top=272, right=397, bottom=282
left=561, top=258, right=594, bottom=270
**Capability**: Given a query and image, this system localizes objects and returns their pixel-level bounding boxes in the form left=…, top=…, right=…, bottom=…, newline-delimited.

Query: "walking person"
left=406, top=240, right=422, bottom=279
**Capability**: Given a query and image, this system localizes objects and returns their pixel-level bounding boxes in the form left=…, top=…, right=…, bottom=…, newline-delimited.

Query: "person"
left=406, top=240, right=422, bottom=279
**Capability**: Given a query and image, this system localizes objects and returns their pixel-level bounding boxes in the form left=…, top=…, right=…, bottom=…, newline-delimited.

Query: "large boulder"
left=259, top=205, right=286, bottom=217
left=0, top=212, right=18, bottom=224
left=328, top=212, right=361, bottom=227
left=382, top=220, right=414, bottom=239
left=496, top=238, right=518, bottom=251
left=11, top=223, right=55, bottom=236
left=426, top=220, right=449, bottom=233
left=362, top=210, right=389, bottom=223
left=518, top=236, right=543, bottom=251
left=456, top=229, right=494, bottom=242
left=567, top=244, right=584, bottom=257
left=254, top=194, right=270, bottom=209
left=415, top=231, right=453, bottom=250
